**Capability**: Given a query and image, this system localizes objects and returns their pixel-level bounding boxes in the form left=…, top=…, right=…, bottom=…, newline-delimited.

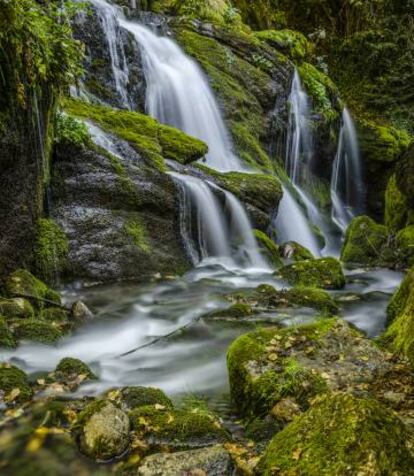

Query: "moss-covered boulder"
left=0, top=297, right=34, bottom=319
left=5, top=269, right=61, bottom=308
left=278, top=257, right=345, bottom=289
left=258, top=392, right=414, bottom=476
left=280, top=241, right=314, bottom=261
left=13, top=319, right=64, bottom=344
left=395, top=225, right=414, bottom=268
left=55, top=358, right=97, bottom=381
left=341, top=216, right=392, bottom=266
left=0, top=317, right=17, bottom=349
left=255, top=29, right=313, bottom=61
left=129, top=405, right=229, bottom=449
left=254, top=230, right=283, bottom=267
left=107, top=386, right=173, bottom=411
left=76, top=399, right=130, bottom=461
left=226, top=283, right=338, bottom=314
left=227, top=318, right=412, bottom=422
left=0, top=363, right=33, bottom=405
left=382, top=268, right=414, bottom=366
left=136, top=445, right=234, bottom=476
left=39, top=307, right=69, bottom=322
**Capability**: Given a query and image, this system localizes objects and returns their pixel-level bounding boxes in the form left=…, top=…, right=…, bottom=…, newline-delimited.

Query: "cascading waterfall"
left=331, top=107, right=364, bottom=231
left=170, top=172, right=268, bottom=270
left=89, top=0, right=130, bottom=108
left=119, top=19, right=243, bottom=172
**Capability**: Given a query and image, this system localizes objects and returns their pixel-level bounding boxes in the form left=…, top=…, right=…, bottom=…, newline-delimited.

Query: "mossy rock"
left=76, top=399, right=130, bottom=461
left=254, top=230, right=283, bottom=267
left=395, top=225, right=414, bottom=268
left=385, top=174, right=408, bottom=232
left=341, top=216, right=392, bottom=266
left=65, top=99, right=208, bottom=171
left=0, top=363, right=33, bottom=404
left=55, top=358, right=97, bottom=381
left=107, top=386, right=173, bottom=411
left=207, top=303, right=254, bottom=319
left=258, top=392, right=414, bottom=475
left=129, top=405, right=229, bottom=449
left=382, top=268, right=414, bottom=366
left=0, top=297, right=34, bottom=319
left=278, top=257, right=345, bottom=289
left=227, top=284, right=338, bottom=314
left=5, top=269, right=61, bottom=308
left=280, top=241, right=314, bottom=261
left=227, top=318, right=399, bottom=420
left=255, top=29, right=312, bottom=61
left=0, top=317, right=17, bottom=349
left=39, top=307, right=69, bottom=322
left=13, top=319, right=63, bottom=344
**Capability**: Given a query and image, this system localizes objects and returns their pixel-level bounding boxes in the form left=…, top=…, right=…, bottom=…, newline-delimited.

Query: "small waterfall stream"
left=331, top=108, right=365, bottom=231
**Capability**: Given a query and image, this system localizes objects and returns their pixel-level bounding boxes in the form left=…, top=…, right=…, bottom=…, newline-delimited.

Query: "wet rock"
left=227, top=318, right=414, bottom=424
left=137, top=445, right=234, bottom=476
left=258, top=392, right=414, bottom=475
left=278, top=257, right=345, bottom=289
left=254, top=229, right=283, bottom=267
left=129, top=405, right=229, bottom=450
left=76, top=399, right=130, bottom=461
left=71, top=300, right=93, bottom=321
left=0, top=363, right=33, bottom=405
left=107, top=386, right=173, bottom=411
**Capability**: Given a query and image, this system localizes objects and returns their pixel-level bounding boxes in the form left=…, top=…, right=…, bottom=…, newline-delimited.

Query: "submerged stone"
left=258, top=392, right=414, bottom=475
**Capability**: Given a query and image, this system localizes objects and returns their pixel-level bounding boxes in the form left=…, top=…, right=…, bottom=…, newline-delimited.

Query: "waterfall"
left=89, top=0, right=130, bottom=108
left=331, top=108, right=364, bottom=231
left=170, top=172, right=268, bottom=270
left=118, top=19, right=243, bottom=172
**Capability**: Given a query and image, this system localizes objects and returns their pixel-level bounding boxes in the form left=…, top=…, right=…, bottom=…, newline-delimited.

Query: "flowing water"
left=119, top=19, right=243, bottom=172
left=331, top=108, right=365, bottom=231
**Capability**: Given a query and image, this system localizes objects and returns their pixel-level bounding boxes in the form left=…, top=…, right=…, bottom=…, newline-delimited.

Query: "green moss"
left=0, top=317, right=17, bottom=349
left=109, top=386, right=173, bottom=411
left=129, top=405, right=228, bottom=446
left=0, top=363, right=33, bottom=404
left=385, top=174, right=408, bottom=231
left=64, top=99, right=208, bottom=172
left=254, top=230, right=283, bottom=267
left=395, top=225, right=414, bottom=268
left=124, top=219, right=151, bottom=253
left=5, top=269, right=61, bottom=308
left=54, top=112, right=90, bottom=147
left=227, top=319, right=336, bottom=417
left=283, top=286, right=338, bottom=314
left=258, top=392, right=414, bottom=475
left=278, top=257, right=345, bottom=289
left=13, top=319, right=63, bottom=344
left=387, top=267, right=414, bottom=323
left=255, top=29, right=312, bottom=60
left=207, top=303, right=254, bottom=319
left=55, top=358, right=96, bottom=380
left=298, top=63, right=339, bottom=123
left=0, top=298, right=34, bottom=319
left=341, top=215, right=393, bottom=266
left=39, top=307, right=68, bottom=322
left=34, top=218, right=69, bottom=282
left=280, top=241, right=314, bottom=261
left=358, top=119, right=411, bottom=163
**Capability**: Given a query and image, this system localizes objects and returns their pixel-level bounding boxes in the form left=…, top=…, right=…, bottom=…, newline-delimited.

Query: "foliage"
left=54, top=112, right=90, bottom=146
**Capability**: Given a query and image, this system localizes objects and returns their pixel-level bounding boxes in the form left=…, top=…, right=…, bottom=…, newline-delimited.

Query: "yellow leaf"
left=292, top=448, right=302, bottom=461
left=166, top=414, right=175, bottom=424
left=154, top=404, right=165, bottom=410
left=5, top=388, right=21, bottom=402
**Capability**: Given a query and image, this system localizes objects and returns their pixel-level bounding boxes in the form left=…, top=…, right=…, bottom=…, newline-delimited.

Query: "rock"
left=270, top=398, right=301, bottom=423
left=55, top=357, right=97, bottom=381
left=137, top=445, right=234, bottom=476
left=39, top=307, right=69, bottom=322
left=13, top=319, right=63, bottom=344
left=107, top=386, right=173, bottom=411
left=129, top=405, right=229, bottom=449
left=226, top=283, right=338, bottom=314
left=71, top=301, right=93, bottom=321
left=254, top=229, right=283, bottom=267
left=341, top=215, right=392, bottom=266
left=258, top=392, right=414, bottom=475
left=207, top=303, right=254, bottom=319
left=280, top=241, right=314, bottom=261
left=0, top=317, right=17, bottom=349
left=278, top=257, right=345, bottom=289
left=4, top=269, right=61, bottom=308
left=382, top=267, right=414, bottom=366
left=77, top=400, right=130, bottom=461
left=395, top=225, right=414, bottom=268
left=0, top=297, right=34, bottom=319
left=227, top=318, right=414, bottom=423
left=0, top=363, right=33, bottom=405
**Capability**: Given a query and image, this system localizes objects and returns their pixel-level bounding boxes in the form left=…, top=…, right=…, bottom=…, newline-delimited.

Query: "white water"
left=119, top=19, right=243, bottom=172
left=89, top=0, right=130, bottom=108
left=171, top=172, right=268, bottom=270
left=331, top=108, right=364, bottom=231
